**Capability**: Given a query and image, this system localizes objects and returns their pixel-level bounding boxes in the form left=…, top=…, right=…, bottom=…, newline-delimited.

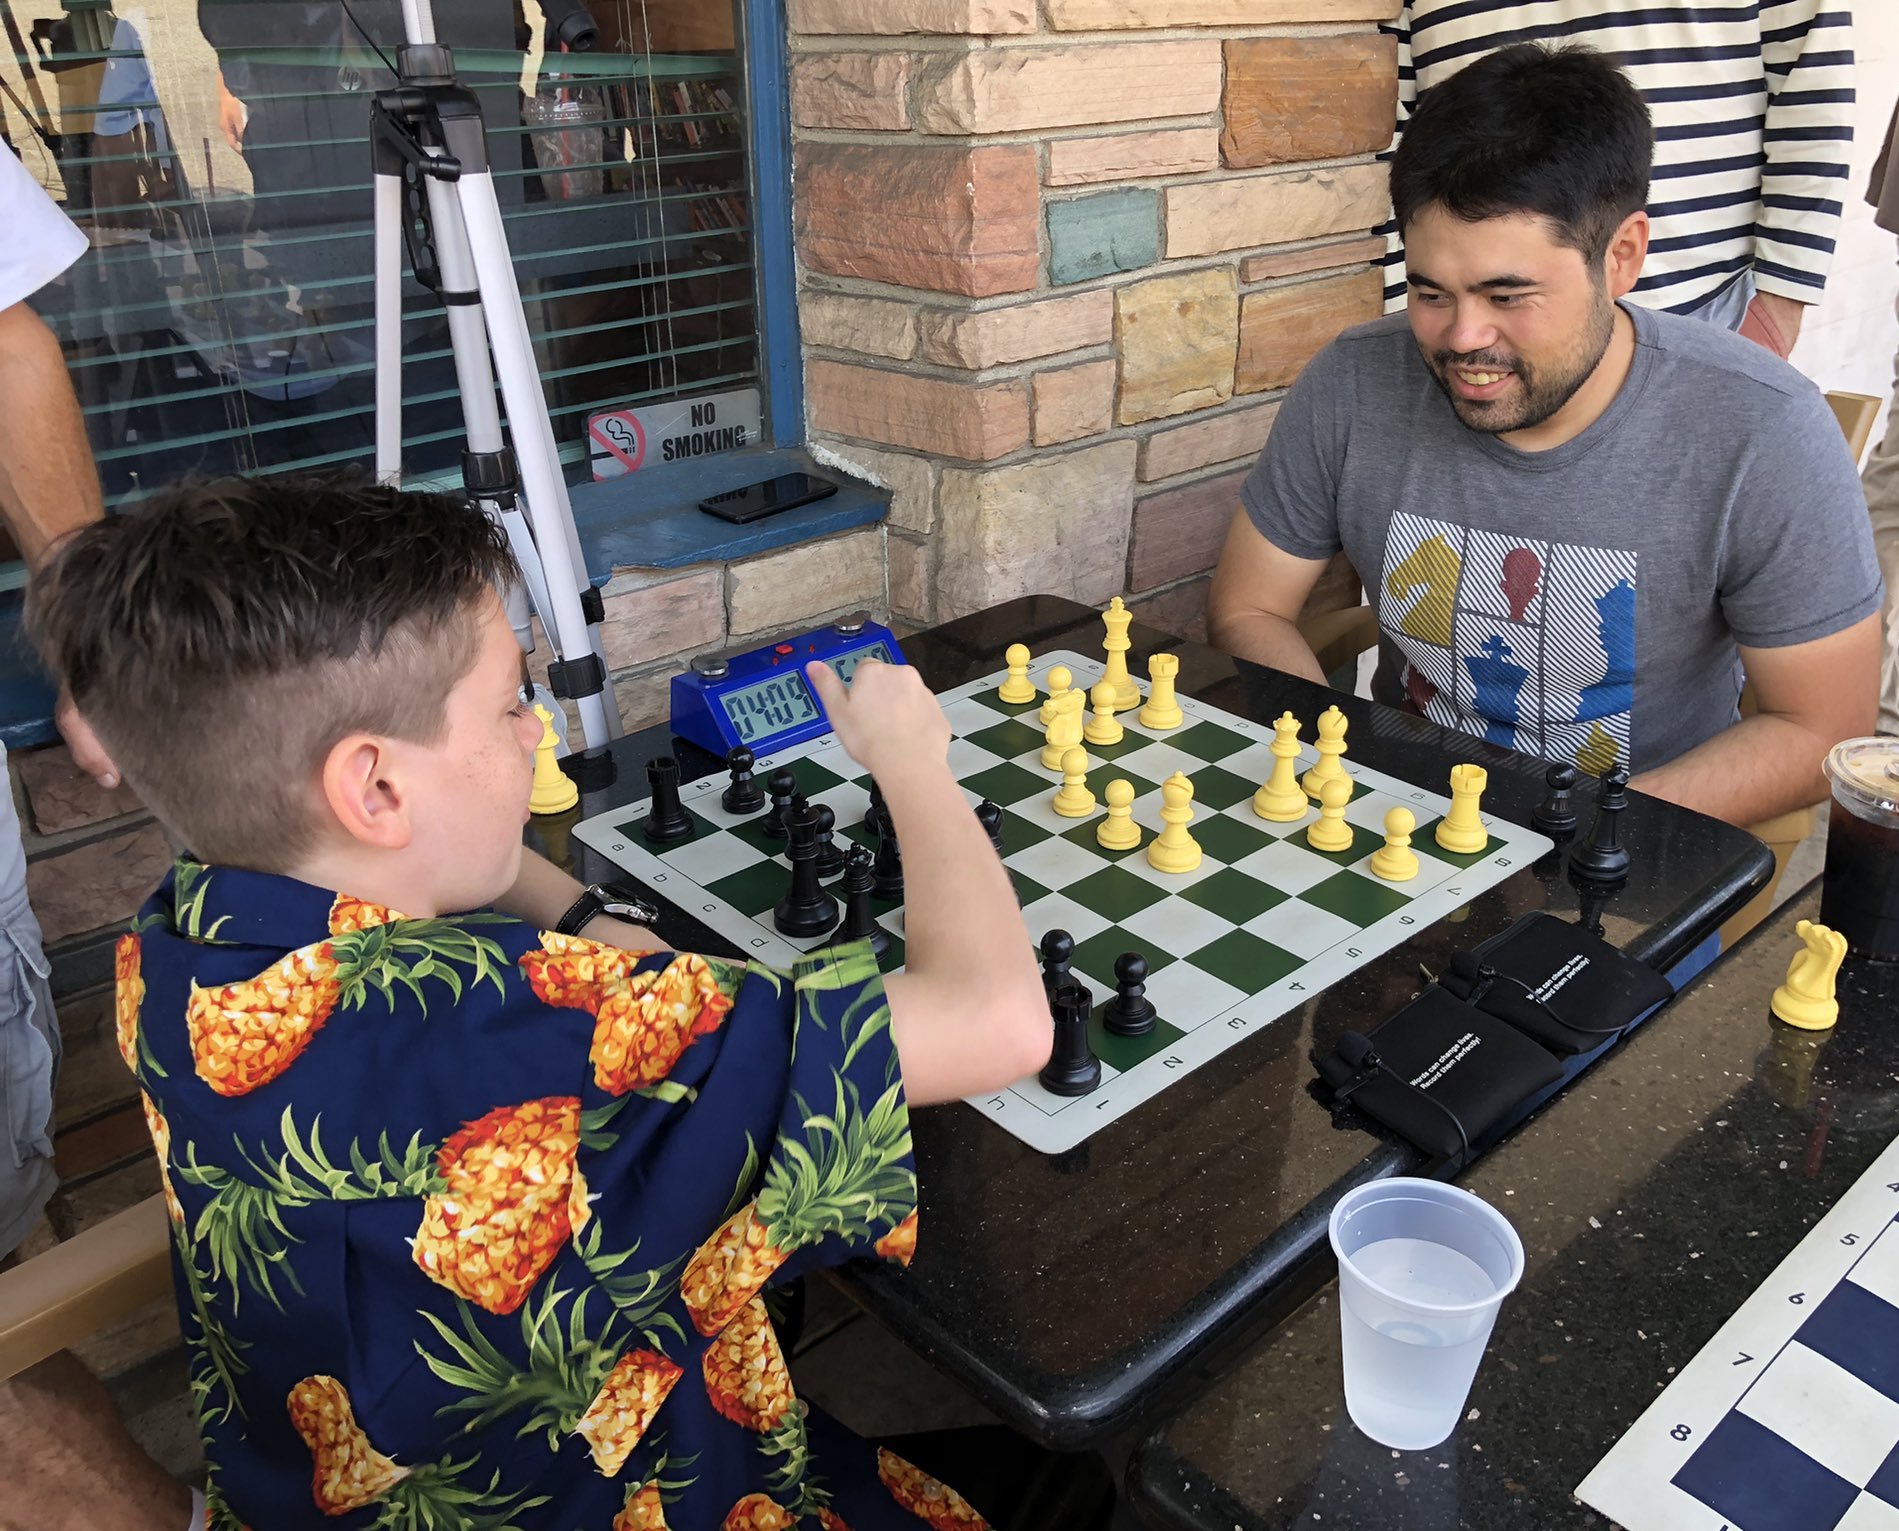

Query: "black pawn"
left=864, top=779, right=893, bottom=841
left=775, top=802, right=840, bottom=938
left=1532, top=762, right=1578, bottom=837
left=1568, top=765, right=1632, bottom=883
left=827, top=845, right=890, bottom=959
left=643, top=757, right=692, bottom=844
left=722, top=746, right=765, bottom=815
left=762, top=767, right=797, bottom=840
left=975, top=800, right=1004, bottom=853
left=1104, top=952, right=1157, bottom=1037
left=871, top=823, right=904, bottom=902
left=1040, top=985, right=1101, bottom=1096
left=813, top=803, right=846, bottom=879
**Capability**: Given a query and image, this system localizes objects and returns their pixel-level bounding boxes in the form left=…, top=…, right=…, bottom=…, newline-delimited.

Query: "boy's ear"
left=320, top=734, right=414, bottom=851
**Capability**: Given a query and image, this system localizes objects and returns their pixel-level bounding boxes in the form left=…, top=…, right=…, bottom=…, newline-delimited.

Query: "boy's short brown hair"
left=28, top=471, right=518, bottom=869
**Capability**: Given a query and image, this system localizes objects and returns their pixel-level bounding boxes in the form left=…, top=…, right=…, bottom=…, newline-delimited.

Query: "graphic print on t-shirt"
left=1380, top=511, right=1635, bottom=769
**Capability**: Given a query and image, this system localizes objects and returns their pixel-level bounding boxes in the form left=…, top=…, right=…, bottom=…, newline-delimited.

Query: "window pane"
left=4, top=0, right=758, bottom=507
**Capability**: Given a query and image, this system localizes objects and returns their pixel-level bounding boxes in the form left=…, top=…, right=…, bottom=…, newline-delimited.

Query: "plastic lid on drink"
left=1824, top=736, right=1899, bottom=819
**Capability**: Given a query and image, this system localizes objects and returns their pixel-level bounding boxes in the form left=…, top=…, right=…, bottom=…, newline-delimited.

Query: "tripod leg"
left=373, top=170, right=405, bottom=483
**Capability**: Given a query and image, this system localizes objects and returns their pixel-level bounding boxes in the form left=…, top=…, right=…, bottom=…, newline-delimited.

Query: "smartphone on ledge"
left=698, top=472, right=839, bottom=524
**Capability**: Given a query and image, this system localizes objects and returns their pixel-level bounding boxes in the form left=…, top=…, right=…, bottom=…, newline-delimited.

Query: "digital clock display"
left=718, top=672, right=822, bottom=744
left=826, top=641, right=894, bottom=683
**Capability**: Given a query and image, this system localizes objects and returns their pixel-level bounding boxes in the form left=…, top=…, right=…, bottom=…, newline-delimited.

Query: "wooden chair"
left=0, top=1196, right=170, bottom=1381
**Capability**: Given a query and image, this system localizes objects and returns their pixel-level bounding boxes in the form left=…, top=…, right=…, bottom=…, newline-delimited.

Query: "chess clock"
left=670, top=617, right=908, bottom=759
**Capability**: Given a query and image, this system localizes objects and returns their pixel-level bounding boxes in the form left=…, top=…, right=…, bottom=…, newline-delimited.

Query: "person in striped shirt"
left=1381, top=2, right=1854, bottom=358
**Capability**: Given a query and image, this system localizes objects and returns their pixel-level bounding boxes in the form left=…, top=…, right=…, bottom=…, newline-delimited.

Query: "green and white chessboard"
left=574, top=651, right=1553, bottom=1153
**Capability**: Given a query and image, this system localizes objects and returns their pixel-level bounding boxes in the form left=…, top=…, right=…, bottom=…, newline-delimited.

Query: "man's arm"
left=1630, top=614, right=1879, bottom=825
left=1207, top=510, right=1333, bottom=685
left=492, top=846, right=660, bottom=949
left=0, top=301, right=102, bottom=567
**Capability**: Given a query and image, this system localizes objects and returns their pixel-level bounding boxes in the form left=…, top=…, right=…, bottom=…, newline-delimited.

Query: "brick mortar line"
left=803, top=340, right=1117, bottom=380
left=790, top=111, right=1222, bottom=147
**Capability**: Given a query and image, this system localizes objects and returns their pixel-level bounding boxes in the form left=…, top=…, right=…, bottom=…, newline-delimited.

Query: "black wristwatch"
left=555, top=883, right=661, bottom=937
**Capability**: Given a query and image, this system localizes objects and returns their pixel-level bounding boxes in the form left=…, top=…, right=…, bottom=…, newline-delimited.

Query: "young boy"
left=28, top=472, right=1052, bottom=1530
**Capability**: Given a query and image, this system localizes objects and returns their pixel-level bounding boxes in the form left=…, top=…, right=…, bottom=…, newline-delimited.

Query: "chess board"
left=574, top=650, right=1553, bottom=1153
left=1579, top=1132, right=1899, bottom=1531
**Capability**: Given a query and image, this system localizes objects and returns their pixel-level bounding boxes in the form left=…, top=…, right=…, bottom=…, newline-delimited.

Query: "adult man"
left=1379, top=3, right=1855, bottom=356
left=0, top=146, right=191, bottom=1530
left=1209, top=44, right=1880, bottom=829
left=1859, top=98, right=1899, bottom=735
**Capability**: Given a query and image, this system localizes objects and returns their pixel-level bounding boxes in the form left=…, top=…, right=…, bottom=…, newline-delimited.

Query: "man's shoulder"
left=1297, top=312, right=1424, bottom=399
left=1630, top=304, right=1823, bottom=419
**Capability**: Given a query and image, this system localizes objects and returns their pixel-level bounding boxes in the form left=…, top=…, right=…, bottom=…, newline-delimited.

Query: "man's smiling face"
left=1404, top=203, right=1620, bottom=438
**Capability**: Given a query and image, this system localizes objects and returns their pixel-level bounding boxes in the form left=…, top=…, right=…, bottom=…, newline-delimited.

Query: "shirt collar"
left=154, top=857, right=356, bottom=948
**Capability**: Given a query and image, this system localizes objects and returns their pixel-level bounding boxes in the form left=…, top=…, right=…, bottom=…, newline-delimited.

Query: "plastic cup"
left=1328, top=1177, right=1525, bottom=1450
left=1820, top=737, right=1899, bottom=962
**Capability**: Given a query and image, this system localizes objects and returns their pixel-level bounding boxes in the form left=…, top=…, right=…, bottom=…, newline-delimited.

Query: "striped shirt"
left=1380, top=3, right=1856, bottom=314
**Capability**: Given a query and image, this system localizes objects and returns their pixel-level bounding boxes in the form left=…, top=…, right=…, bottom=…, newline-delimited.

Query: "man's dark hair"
left=1390, top=43, right=1653, bottom=264
left=28, top=470, right=518, bottom=868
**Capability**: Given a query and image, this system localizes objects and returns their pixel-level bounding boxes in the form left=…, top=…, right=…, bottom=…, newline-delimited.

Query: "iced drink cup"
left=1328, top=1177, right=1524, bottom=1451
left=1820, top=737, right=1899, bottom=963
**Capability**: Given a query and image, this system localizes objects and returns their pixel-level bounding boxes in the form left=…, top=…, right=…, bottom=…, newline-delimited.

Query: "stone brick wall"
left=792, top=0, right=1399, bottom=641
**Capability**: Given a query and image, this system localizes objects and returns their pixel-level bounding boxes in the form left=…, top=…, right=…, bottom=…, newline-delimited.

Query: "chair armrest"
left=0, top=1194, right=172, bottom=1381
left=1299, top=605, right=1380, bottom=681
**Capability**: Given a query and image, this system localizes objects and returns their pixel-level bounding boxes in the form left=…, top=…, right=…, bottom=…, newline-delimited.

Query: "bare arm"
left=492, top=845, right=660, bottom=950
left=1206, top=509, right=1332, bottom=684
left=0, top=301, right=102, bottom=568
left=1631, top=616, right=1879, bottom=825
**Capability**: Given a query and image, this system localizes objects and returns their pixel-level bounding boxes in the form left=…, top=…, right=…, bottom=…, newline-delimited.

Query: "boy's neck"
left=283, top=847, right=445, bottom=920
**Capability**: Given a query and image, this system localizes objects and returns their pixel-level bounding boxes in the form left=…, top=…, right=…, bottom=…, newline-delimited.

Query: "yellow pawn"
left=1084, top=680, right=1124, bottom=746
left=1253, top=711, right=1307, bottom=822
left=1370, top=806, right=1419, bottom=881
left=1039, top=664, right=1073, bottom=726
left=1041, top=687, right=1085, bottom=769
left=1053, top=746, right=1097, bottom=818
left=1146, top=771, right=1202, bottom=873
left=1306, top=775, right=1353, bottom=852
left=1435, top=763, right=1489, bottom=854
left=528, top=705, right=578, bottom=815
left=998, top=642, right=1037, bottom=704
left=1771, top=919, right=1849, bottom=1030
left=1097, top=778, right=1142, bottom=850
left=1139, top=654, right=1183, bottom=729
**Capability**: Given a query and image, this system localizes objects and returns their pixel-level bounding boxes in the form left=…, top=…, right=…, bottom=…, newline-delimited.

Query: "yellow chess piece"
left=1103, top=596, right=1138, bottom=711
left=528, top=704, right=578, bottom=815
left=998, top=642, right=1037, bottom=704
left=1097, top=778, right=1142, bottom=850
left=1039, top=664, right=1073, bottom=726
left=1435, top=763, right=1489, bottom=854
left=1302, top=705, right=1350, bottom=799
left=1771, top=919, right=1848, bottom=1031
left=1306, top=775, right=1354, bottom=852
left=1084, top=680, right=1124, bottom=746
left=1146, top=771, right=1201, bottom=873
left=1370, top=806, right=1419, bottom=881
left=1041, top=687, right=1085, bottom=770
left=1139, top=654, right=1183, bottom=729
left=1253, top=711, right=1308, bottom=822
left=1053, top=747, right=1097, bottom=818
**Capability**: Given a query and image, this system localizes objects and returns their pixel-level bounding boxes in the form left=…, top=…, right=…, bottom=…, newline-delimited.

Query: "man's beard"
left=1421, top=294, right=1617, bottom=436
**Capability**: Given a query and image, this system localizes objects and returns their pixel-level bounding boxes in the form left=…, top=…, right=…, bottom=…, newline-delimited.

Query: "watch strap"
left=554, top=887, right=607, bottom=937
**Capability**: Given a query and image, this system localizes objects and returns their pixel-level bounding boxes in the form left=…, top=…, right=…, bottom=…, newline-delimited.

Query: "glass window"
left=2, top=0, right=761, bottom=517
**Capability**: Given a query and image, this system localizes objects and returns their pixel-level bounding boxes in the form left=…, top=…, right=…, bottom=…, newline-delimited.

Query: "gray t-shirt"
left=1240, top=304, right=1884, bottom=774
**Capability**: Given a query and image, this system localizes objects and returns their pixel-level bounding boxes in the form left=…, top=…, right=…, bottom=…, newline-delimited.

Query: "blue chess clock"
left=670, top=617, right=908, bottom=758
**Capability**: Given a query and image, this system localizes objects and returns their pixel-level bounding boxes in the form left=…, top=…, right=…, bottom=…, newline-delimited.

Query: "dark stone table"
left=1128, top=884, right=1899, bottom=1529
left=537, top=594, right=1775, bottom=1448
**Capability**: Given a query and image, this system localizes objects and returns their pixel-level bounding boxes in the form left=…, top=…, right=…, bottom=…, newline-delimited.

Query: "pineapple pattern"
left=132, top=859, right=942, bottom=1527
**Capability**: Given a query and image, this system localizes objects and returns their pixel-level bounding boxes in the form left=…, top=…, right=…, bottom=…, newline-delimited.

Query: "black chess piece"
left=1532, top=762, right=1579, bottom=837
left=774, top=802, right=840, bottom=938
left=871, top=823, right=904, bottom=902
left=1568, top=765, right=1632, bottom=883
left=642, top=757, right=693, bottom=844
left=1040, top=984, right=1101, bottom=1096
left=813, top=803, right=846, bottom=879
left=1039, top=929, right=1074, bottom=1002
left=975, top=799, right=1004, bottom=853
left=827, top=845, right=891, bottom=959
left=864, top=779, right=893, bottom=841
left=762, top=767, right=797, bottom=840
left=722, top=746, right=765, bottom=815
left=1104, top=952, right=1157, bottom=1037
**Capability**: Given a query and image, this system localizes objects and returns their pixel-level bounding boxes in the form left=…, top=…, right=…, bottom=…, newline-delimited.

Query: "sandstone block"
left=1240, top=233, right=1386, bottom=284
left=1128, top=576, right=1211, bottom=644
left=791, top=0, right=1035, bottom=33
left=800, top=291, right=919, bottom=360
left=1127, top=468, right=1247, bottom=592
left=807, top=360, right=1030, bottom=461
left=1139, top=399, right=1280, bottom=481
left=911, top=40, right=1221, bottom=135
left=1237, top=268, right=1382, bottom=395
left=1033, top=360, right=1117, bottom=446
left=595, top=569, right=726, bottom=671
left=1048, top=188, right=1160, bottom=285
left=792, top=52, right=911, bottom=131
left=936, top=442, right=1138, bottom=619
left=1222, top=36, right=1399, bottom=168
left=1046, top=128, right=1220, bottom=187
left=1047, top=0, right=1398, bottom=26
left=1115, top=267, right=1239, bottom=426
left=887, top=533, right=934, bottom=624
left=916, top=290, right=1113, bottom=369
left=27, top=827, right=173, bottom=946
left=1166, top=162, right=1389, bottom=259
left=15, top=745, right=143, bottom=836
left=810, top=440, right=939, bottom=534
left=727, top=529, right=887, bottom=638
left=612, top=667, right=676, bottom=736
left=797, top=142, right=1039, bottom=298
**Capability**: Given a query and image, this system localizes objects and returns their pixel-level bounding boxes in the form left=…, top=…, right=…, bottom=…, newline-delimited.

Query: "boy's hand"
left=806, top=659, right=948, bottom=781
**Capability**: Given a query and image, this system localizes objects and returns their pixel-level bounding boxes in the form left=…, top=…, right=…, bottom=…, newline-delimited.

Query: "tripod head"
left=541, top=0, right=599, bottom=53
